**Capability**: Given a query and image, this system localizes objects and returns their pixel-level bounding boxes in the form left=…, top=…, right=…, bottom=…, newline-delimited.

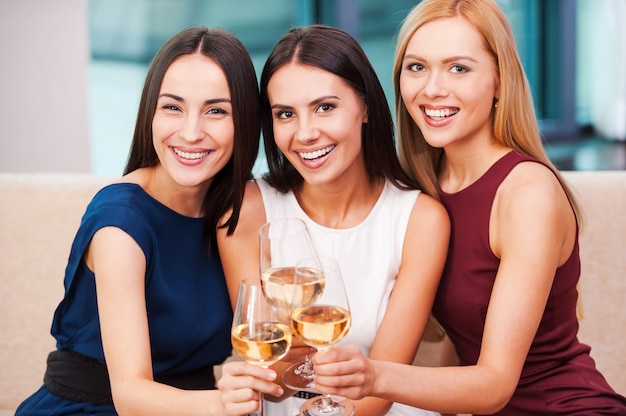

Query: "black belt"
left=44, top=350, right=216, bottom=405
left=293, top=390, right=322, bottom=399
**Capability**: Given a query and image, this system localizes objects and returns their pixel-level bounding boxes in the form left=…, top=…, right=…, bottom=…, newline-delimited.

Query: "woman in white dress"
left=217, top=24, right=449, bottom=416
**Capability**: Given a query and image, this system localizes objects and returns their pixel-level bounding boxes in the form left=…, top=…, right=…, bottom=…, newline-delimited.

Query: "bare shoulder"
left=500, top=161, right=564, bottom=201
left=241, top=180, right=264, bottom=215
left=412, top=191, right=450, bottom=227
left=404, top=191, right=451, bottom=247
left=494, top=161, right=575, bottom=253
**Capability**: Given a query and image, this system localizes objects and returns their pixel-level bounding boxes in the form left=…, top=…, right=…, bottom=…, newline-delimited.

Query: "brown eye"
left=317, top=103, right=334, bottom=113
left=276, top=110, right=293, bottom=119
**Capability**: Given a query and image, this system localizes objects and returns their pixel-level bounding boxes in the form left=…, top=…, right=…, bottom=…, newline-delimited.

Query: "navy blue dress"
left=16, top=183, right=233, bottom=415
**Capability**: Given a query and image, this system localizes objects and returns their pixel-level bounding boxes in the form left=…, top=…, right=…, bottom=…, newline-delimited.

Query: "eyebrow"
left=270, top=95, right=341, bottom=110
left=404, top=53, right=480, bottom=64
left=158, top=93, right=231, bottom=105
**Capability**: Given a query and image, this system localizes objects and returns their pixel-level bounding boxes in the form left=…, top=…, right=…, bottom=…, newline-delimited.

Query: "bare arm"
left=314, top=163, right=577, bottom=415
left=90, top=227, right=223, bottom=415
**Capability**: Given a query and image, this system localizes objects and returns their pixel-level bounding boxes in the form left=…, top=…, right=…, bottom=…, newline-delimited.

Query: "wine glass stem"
left=298, top=354, right=315, bottom=379
left=258, top=391, right=264, bottom=416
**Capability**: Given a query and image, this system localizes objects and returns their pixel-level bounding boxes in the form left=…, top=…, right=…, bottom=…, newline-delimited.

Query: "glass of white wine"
left=231, top=278, right=292, bottom=416
left=259, top=217, right=322, bottom=389
left=292, top=256, right=354, bottom=416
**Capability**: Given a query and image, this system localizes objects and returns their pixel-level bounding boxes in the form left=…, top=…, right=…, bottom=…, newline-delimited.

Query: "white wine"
left=291, top=305, right=351, bottom=349
left=231, top=322, right=292, bottom=367
left=261, top=267, right=325, bottom=310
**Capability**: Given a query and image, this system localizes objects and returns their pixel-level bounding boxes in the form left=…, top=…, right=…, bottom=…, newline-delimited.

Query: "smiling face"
left=266, top=62, right=368, bottom=187
left=151, top=53, right=234, bottom=188
left=399, top=16, right=500, bottom=150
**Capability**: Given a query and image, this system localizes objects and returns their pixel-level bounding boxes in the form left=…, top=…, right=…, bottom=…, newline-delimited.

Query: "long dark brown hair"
left=259, top=24, right=419, bottom=193
left=123, top=27, right=260, bottom=253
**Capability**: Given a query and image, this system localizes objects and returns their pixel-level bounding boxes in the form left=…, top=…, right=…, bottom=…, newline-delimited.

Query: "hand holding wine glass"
left=231, top=278, right=292, bottom=416
left=291, top=256, right=354, bottom=416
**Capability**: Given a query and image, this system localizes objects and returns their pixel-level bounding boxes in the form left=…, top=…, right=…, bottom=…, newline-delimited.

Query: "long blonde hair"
left=393, top=0, right=581, bottom=218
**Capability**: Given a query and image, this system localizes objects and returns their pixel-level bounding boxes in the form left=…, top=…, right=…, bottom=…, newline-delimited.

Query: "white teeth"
left=298, top=145, right=335, bottom=160
left=425, top=108, right=459, bottom=118
left=173, top=148, right=209, bottom=160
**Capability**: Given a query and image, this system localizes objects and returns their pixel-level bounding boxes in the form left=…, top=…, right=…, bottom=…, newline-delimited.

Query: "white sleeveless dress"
left=257, top=177, right=440, bottom=416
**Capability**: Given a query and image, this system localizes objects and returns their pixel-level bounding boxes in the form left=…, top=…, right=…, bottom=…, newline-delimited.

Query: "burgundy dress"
left=433, top=151, right=626, bottom=415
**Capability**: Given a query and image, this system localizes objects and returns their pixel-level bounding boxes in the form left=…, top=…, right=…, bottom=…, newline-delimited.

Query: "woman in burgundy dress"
left=308, top=0, right=626, bottom=415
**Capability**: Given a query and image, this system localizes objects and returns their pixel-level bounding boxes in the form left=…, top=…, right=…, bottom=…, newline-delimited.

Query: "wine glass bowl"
left=259, top=218, right=319, bottom=282
left=231, top=320, right=291, bottom=368
left=289, top=262, right=349, bottom=350
left=261, top=265, right=325, bottom=313
left=291, top=304, right=351, bottom=350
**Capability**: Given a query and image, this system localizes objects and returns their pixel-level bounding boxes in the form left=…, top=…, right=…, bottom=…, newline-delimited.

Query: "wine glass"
left=259, top=217, right=322, bottom=389
left=231, top=278, right=292, bottom=416
left=291, top=256, right=354, bottom=416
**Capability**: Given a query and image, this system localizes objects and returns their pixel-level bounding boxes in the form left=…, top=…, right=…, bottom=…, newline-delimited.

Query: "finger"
left=314, top=383, right=366, bottom=401
left=313, top=371, right=369, bottom=401
left=220, top=385, right=258, bottom=415
left=222, top=393, right=261, bottom=416
left=219, top=373, right=283, bottom=396
left=313, top=345, right=353, bottom=365
left=223, top=360, right=277, bottom=380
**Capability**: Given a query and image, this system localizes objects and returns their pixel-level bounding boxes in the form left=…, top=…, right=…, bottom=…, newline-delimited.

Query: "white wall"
left=0, top=0, right=91, bottom=173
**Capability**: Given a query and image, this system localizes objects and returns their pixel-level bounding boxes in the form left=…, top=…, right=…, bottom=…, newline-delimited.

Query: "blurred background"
left=1, top=0, right=624, bottom=175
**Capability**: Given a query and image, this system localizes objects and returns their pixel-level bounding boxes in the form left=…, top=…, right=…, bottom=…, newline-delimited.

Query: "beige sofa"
left=1, top=171, right=624, bottom=414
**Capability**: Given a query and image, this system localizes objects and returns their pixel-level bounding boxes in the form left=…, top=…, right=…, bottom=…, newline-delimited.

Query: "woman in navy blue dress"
left=15, top=27, right=260, bottom=415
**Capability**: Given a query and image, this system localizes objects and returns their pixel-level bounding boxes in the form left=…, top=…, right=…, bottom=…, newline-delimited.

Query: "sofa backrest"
left=564, top=171, right=626, bottom=395
left=0, top=174, right=113, bottom=411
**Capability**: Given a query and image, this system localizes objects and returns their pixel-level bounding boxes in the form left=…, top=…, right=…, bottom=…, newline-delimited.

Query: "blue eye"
left=451, top=65, right=469, bottom=74
left=407, top=63, right=424, bottom=72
